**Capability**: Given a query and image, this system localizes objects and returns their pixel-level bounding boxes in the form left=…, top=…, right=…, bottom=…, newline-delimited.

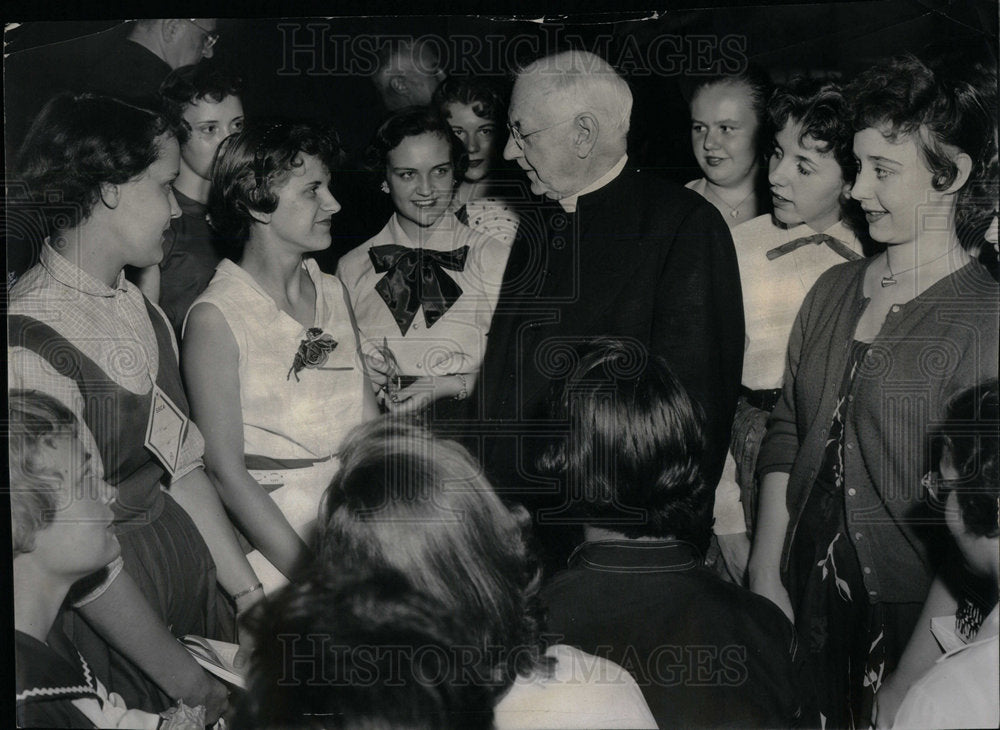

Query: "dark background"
left=6, top=3, right=998, bottom=176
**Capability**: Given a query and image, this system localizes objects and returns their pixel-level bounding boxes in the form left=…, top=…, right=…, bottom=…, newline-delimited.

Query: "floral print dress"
left=787, top=339, right=921, bottom=729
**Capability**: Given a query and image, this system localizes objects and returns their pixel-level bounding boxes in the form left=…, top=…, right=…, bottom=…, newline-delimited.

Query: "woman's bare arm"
left=182, top=302, right=311, bottom=580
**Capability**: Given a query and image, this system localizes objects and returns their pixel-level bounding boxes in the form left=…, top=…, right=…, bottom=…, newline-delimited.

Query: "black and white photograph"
left=5, top=2, right=999, bottom=728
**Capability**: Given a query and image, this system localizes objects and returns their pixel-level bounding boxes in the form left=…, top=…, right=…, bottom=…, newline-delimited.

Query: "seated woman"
left=433, top=75, right=521, bottom=245
left=337, top=106, right=512, bottom=415
left=183, top=122, right=377, bottom=593
left=713, top=78, right=868, bottom=583
left=234, top=566, right=496, bottom=729
left=891, top=381, right=999, bottom=730
left=135, top=61, right=246, bottom=337
left=537, top=339, right=808, bottom=729
left=748, top=55, right=999, bottom=727
left=9, top=93, right=259, bottom=721
left=316, top=419, right=657, bottom=729
left=686, top=65, right=773, bottom=227
left=11, top=391, right=202, bottom=729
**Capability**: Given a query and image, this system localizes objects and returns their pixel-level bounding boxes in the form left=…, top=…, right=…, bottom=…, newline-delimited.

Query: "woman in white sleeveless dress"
left=183, top=122, right=377, bottom=593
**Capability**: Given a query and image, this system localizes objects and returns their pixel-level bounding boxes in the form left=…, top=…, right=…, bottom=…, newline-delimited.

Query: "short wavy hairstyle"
left=9, top=390, right=80, bottom=557
left=537, top=338, right=711, bottom=549
left=159, top=61, right=243, bottom=146
left=234, top=566, right=495, bottom=730
left=432, top=75, right=508, bottom=125
left=16, top=93, right=172, bottom=233
left=928, top=380, right=1000, bottom=539
left=768, top=78, right=855, bottom=183
left=847, top=55, right=994, bottom=201
left=208, top=121, right=344, bottom=243
left=364, top=105, right=469, bottom=183
left=318, top=419, right=551, bottom=696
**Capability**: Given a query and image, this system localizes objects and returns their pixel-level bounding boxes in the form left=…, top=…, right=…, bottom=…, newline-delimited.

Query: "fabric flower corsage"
left=158, top=699, right=205, bottom=728
left=288, top=327, right=338, bottom=381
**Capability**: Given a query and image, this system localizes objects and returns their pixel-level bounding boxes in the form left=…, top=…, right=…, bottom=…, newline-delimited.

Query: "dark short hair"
left=209, top=121, right=344, bottom=243
left=234, top=566, right=495, bottom=730
left=16, top=93, right=172, bottom=232
left=847, top=54, right=994, bottom=221
left=768, top=78, right=855, bottom=183
left=364, top=106, right=469, bottom=183
left=690, top=63, right=775, bottom=158
left=929, top=380, right=1000, bottom=539
left=951, top=60, right=998, bottom=256
left=159, top=61, right=243, bottom=145
left=537, top=339, right=711, bottom=548
left=9, top=390, right=79, bottom=557
left=432, top=75, right=507, bottom=125
left=318, top=419, right=550, bottom=694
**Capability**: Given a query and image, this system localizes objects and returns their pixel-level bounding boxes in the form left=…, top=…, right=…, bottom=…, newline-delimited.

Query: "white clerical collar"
left=558, top=154, right=628, bottom=213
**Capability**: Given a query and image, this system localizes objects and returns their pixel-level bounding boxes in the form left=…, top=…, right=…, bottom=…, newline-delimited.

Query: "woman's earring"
left=380, top=181, right=390, bottom=194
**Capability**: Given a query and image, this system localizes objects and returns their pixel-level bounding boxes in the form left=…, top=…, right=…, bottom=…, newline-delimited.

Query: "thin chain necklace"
left=703, top=182, right=755, bottom=219
left=881, top=245, right=959, bottom=287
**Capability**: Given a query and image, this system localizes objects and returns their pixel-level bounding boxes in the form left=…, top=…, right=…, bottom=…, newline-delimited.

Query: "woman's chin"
left=463, top=167, right=490, bottom=184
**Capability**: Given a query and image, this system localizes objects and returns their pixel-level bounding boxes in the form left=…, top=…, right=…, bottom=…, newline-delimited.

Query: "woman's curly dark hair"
left=364, top=105, right=469, bottom=186
left=16, top=93, right=172, bottom=233
left=767, top=78, right=867, bottom=235
left=159, top=61, right=243, bottom=146
left=432, top=75, right=508, bottom=126
left=208, top=121, right=344, bottom=243
left=847, top=55, right=994, bottom=213
left=768, top=78, right=855, bottom=185
left=928, top=380, right=1000, bottom=539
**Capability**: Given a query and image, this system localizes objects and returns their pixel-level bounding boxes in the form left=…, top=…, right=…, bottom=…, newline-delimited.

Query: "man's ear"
left=99, top=182, right=120, bottom=210
left=573, top=113, right=599, bottom=159
left=389, top=75, right=408, bottom=98
left=943, top=152, right=973, bottom=194
left=161, top=18, right=183, bottom=43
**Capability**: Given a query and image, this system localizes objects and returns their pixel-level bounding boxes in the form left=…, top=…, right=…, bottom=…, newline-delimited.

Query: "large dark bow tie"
left=766, top=233, right=862, bottom=262
left=369, top=244, right=470, bottom=335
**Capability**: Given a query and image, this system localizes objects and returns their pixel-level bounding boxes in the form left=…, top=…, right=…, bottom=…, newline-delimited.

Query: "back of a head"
left=15, top=93, right=171, bottom=234
left=538, top=338, right=711, bottom=549
left=517, top=50, right=633, bottom=139
left=933, top=380, right=1000, bottom=539
left=318, top=419, right=545, bottom=689
left=234, top=566, right=495, bottom=729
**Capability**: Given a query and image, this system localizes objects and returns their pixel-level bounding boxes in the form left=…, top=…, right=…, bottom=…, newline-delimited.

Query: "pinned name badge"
left=144, top=385, right=190, bottom=478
